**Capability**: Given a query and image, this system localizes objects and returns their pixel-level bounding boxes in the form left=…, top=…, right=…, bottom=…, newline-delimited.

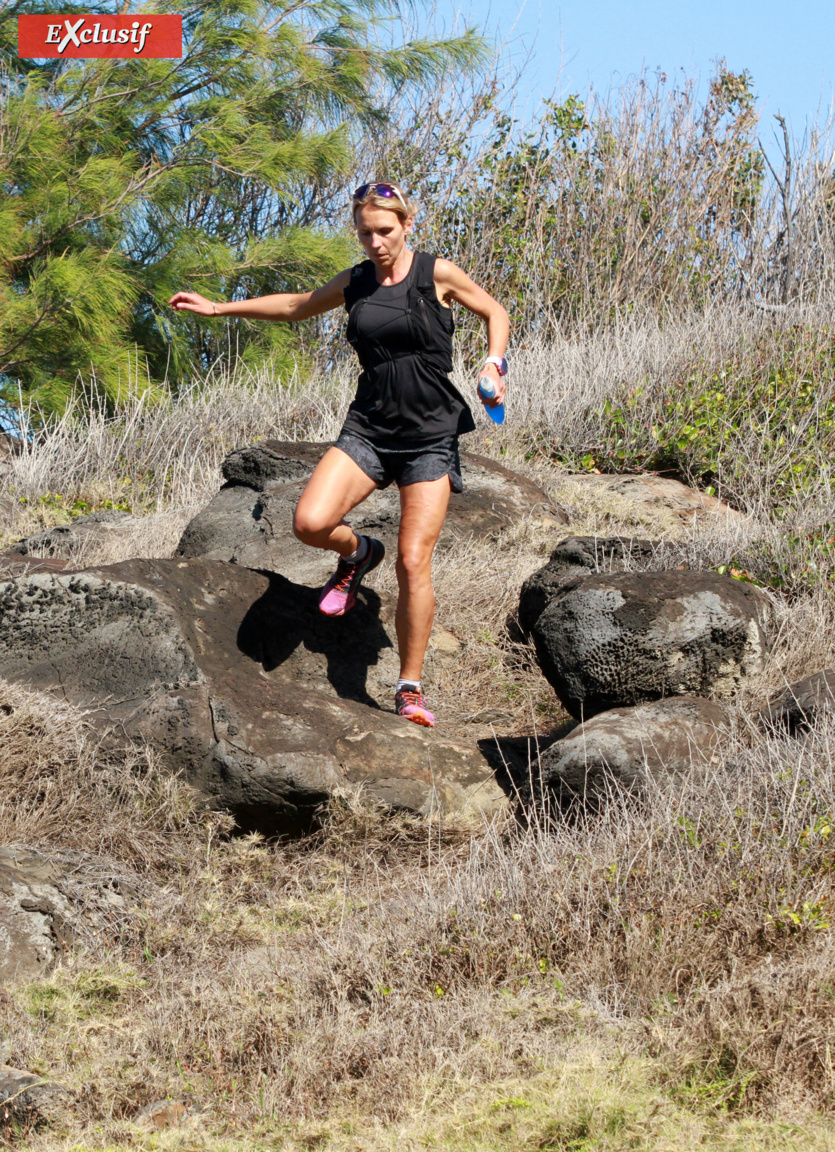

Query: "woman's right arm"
left=168, top=268, right=352, bottom=321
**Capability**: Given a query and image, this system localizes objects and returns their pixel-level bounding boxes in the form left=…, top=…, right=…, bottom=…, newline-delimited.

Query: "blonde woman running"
left=170, top=181, right=509, bottom=728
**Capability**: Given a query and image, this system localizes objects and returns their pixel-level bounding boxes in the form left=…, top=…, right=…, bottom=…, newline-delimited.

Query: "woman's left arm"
left=434, top=259, right=510, bottom=406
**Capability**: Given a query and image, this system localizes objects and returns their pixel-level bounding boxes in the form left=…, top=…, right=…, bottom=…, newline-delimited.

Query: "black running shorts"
left=334, top=431, right=463, bottom=493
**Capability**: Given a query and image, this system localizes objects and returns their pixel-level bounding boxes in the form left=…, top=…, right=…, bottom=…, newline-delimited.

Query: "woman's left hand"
left=477, top=362, right=506, bottom=408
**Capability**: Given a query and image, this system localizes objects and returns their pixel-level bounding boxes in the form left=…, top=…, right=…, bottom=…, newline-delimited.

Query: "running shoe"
left=318, top=537, right=385, bottom=617
left=395, top=688, right=435, bottom=728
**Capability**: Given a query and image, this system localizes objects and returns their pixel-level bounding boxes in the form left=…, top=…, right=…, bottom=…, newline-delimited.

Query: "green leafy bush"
left=562, top=326, right=835, bottom=513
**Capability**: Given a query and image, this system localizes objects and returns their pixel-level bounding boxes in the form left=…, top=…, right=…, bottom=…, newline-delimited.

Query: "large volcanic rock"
left=0, top=847, right=128, bottom=984
left=557, top=473, right=748, bottom=525
left=9, top=509, right=137, bottom=558
left=0, top=559, right=507, bottom=833
left=518, top=536, right=657, bottom=635
left=176, top=440, right=565, bottom=583
left=536, top=696, right=731, bottom=808
left=759, top=669, right=835, bottom=735
left=531, top=569, right=772, bottom=720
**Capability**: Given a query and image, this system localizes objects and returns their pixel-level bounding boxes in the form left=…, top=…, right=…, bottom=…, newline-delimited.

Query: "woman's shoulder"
left=349, top=259, right=376, bottom=279
left=414, top=251, right=460, bottom=284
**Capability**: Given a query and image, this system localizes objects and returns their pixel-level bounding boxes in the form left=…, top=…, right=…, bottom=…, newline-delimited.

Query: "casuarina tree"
left=0, top=0, right=486, bottom=413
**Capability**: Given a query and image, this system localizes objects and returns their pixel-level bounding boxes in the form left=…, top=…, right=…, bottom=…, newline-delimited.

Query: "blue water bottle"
left=478, top=376, right=505, bottom=425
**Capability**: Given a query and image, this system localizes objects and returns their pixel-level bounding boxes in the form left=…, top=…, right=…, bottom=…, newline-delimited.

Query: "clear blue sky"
left=465, top=0, right=834, bottom=142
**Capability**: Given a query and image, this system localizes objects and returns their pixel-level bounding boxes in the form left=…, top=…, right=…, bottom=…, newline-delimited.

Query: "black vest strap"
left=343, top=251, right=437, bottom=313
left=411, top=250, right=436, bottom=290
left=343, top=260, right=377, bottom=312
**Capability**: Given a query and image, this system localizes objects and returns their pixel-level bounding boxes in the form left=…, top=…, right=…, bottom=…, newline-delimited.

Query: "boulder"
left=0, top=555, right=74, bottom=579
left=0, top=1064, right=72, bottom=1126
left=532, top=569, right=771, bottom=720
left=560, top=473, right=747, bottom=524
left=0, top=559, right=507, bottom=834
left=176, top=440, right=565, bottom=583
left=518, top=536, right=657, bottom=635
left=759, top=669, right=835, bottom=735
left=0, top=847, right=128, bottom=984
left=9, top=509, right=136, bottom=559
left=537, top=696, right=731, bottom=808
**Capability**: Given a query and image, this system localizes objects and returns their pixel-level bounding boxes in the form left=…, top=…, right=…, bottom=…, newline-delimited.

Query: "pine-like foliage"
left=0, top=0, right=485, bottom=411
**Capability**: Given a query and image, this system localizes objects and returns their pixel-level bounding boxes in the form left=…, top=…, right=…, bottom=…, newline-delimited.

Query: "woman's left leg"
left=395, top=475, right=452, bottom=683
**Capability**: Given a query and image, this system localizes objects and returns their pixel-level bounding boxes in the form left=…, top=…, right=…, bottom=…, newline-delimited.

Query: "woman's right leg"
left=293, top=446, right=379, bottom=556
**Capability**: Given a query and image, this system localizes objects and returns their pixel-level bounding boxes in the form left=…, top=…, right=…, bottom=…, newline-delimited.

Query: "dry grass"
left=0, top=680, right=224, bottom=869
left=6, top=313, right=835, bottom=1146
left=0, top=305, right=815, bottom=519
left=4, top=699, right=835, bottom=1148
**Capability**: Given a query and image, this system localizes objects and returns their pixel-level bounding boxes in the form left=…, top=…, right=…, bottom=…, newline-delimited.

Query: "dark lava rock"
left=518, top=536, right=657, bottom=635
left=10, top=510, right=135, bottom=558
left=537, top=696, right=730, bottom=807
left=176, top=440, right=565, bottom=584
left=532, top=569, right=771, bottom=720
left=0, top=1064, right=72, bottom=1125
left=0, top=559, right=506, bottom=834
left=0, top=555, right=75, bottom=578
left=759, top=669, right=835, bottom=735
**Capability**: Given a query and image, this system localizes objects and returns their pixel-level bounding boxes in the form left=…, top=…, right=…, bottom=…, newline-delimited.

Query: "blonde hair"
left=352, top=181, right=418, bottom=223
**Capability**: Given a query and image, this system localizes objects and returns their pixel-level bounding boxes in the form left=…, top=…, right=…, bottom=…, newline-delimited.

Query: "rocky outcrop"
left=560, top=473, right=747, bottom=524
left=0, top=559, right=507, bottom=833
left=176, top=440, right=565, bottom=583
left=0, top=847, right=128, bottom=984
left=9, top=510, right=136, bottom=558
left=759, top=669, right=835, bottom=735
left=531, top=569, right=771, bottom=720
left=536, top=697, right=730, bottom=808
left=0, top=1064, right=72, bottom=1127
left=518, top=536, right=657, bottom=635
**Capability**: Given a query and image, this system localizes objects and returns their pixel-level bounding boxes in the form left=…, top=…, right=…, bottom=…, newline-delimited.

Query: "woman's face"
left=354, top=203, right=413, bottom=269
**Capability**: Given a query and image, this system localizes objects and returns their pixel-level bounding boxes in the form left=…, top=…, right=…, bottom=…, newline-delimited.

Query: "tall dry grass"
left=357, top=66, right=835, bottom=339
left=3, top=680, right=835, bottom=1143
left=4, top=262, right=835, bottom=1145
left=3, top=303, right=830, bottom=516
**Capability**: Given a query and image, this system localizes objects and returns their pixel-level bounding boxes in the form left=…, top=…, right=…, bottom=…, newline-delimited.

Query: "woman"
left=169, top=181, right=508, bottom=728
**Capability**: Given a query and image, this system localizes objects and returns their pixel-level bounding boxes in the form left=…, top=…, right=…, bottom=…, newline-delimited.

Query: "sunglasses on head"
left=353, top=182, right=409, bottom=214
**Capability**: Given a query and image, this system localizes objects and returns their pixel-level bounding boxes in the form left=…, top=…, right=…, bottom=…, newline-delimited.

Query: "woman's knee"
left=293, top=503, right=337, bottom=543
left=396, top=544, right=433, bottom=583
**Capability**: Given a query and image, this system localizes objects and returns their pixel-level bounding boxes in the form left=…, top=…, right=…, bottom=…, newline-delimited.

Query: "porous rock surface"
left=531, top=569, right=772, bottom=719
left=0, top=847, right=128, bottom=984
left=176, top=440, right=565, bottom=583
left=0, top=559, right=506, bottom=833
left=518, top=536, right=657, bottom=635
left=537, top=696, right=731, bottom=807
left=759, top=669, right=835, bottom=735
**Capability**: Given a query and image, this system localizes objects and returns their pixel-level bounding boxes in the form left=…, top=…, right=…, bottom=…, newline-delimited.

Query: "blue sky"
left=465, top=0, right=834, bottom=143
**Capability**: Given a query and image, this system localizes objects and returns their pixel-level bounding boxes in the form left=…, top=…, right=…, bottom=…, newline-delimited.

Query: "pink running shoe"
left=395, top=689, right=435, bottom=728
left=318, top=537, right=385, bottom=617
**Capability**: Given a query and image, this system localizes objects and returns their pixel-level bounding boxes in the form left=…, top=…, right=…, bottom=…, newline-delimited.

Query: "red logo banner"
left=18, top=14, right=182, bottom=58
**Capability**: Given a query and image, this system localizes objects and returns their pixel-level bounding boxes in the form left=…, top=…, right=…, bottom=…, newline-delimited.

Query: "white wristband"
left=483, top=356, right=508, bottom=376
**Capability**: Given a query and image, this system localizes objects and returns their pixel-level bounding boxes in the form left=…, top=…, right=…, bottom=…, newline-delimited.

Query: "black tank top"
left=340, top=251, right=476, bottom=444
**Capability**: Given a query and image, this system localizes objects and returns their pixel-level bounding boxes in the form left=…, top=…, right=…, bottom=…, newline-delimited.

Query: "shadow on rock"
left=477, top=722, right=574, bottom=804
left=237, top=572, right=392, bottom=708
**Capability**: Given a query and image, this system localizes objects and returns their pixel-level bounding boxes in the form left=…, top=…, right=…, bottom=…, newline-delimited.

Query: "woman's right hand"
left=168, top=291, right=217, bottom=317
